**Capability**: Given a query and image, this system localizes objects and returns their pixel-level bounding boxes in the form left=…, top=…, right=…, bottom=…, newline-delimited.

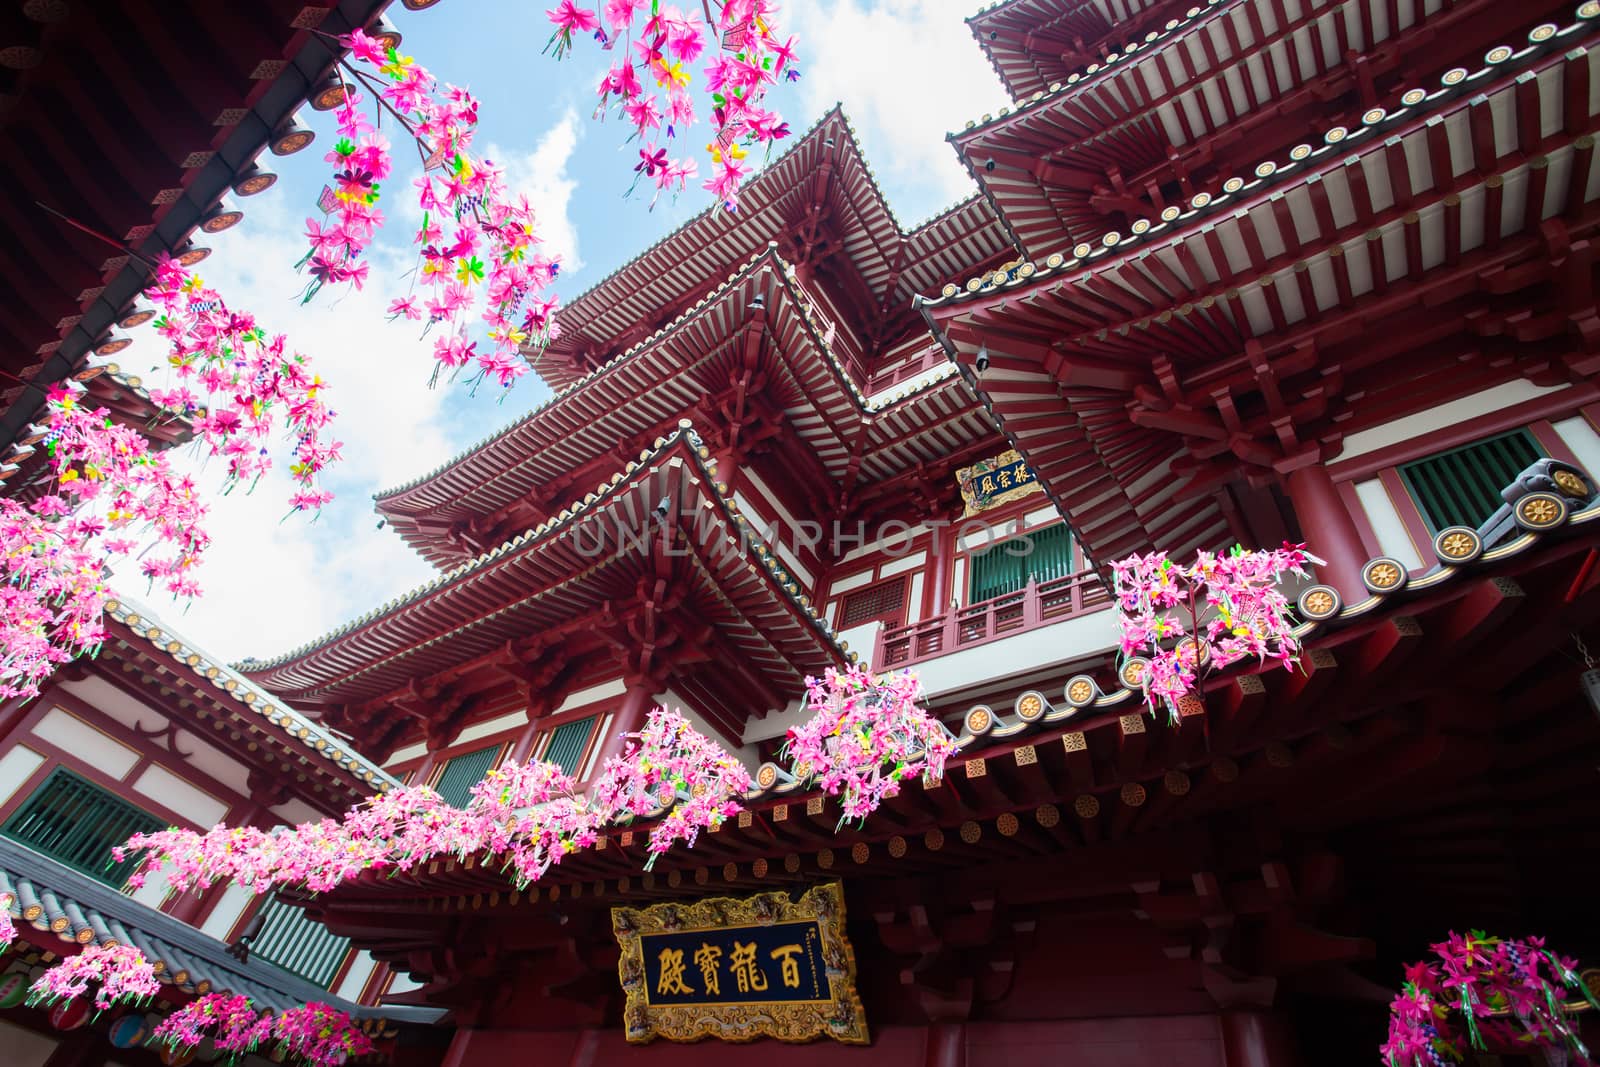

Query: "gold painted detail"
left=1074, top=795, right=1100, bottom=818
left=1554, top=469, right=1588, bottom=497
left=612, top=882, right=868, bottom=1046
left=1364, top=560, right=1403, bottom=590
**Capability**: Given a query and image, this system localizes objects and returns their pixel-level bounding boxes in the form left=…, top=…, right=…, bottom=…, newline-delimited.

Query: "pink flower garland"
left=143, top=255, right=341, bottom=513
left=1382, top=932, right=1600, bottom=1065
left=1, top=385, right=210, bottom=699
left=1111, top=543, right=1322, bottom=718
left=547, top=0, right=798, bottom=211
left=593, top=708, right=754, bottom=864
left=784, top=666, right=958, bottom=827
left=152, top=993, right=277, bottom=1063
left=151, top=994, right=371, bottom=1067
left=275, top=1003, right=376, bottom=1067
left=27, top=943, right=159, bottom=1014
left=305, top=30, right=563, bottom=391
left=0, top=892, right=15, bottom=951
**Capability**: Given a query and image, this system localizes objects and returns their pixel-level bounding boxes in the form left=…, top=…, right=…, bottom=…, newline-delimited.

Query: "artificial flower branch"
left=117, top=668, right=952, bottom=899
left=1382, top=932, right=1600, bottom=1066
left=1111, top=543, right=1323, bottom=719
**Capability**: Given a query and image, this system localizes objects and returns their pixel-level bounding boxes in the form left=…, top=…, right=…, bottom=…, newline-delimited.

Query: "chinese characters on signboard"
left=613, top=882, right=867, bottom=1045
left=956, top=449, right=1041, bottom=517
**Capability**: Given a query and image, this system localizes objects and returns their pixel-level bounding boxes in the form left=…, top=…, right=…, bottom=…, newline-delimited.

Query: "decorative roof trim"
left=106, top=594, right=397, bottom=793
left=245, top=426, right=853, bottom=678
left=919, top=11, right=1596, bottom=308
left=376, top=246, right=968, bottom=507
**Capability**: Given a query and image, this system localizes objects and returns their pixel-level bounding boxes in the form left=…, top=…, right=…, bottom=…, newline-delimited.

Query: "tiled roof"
left=0, top=836, right=440, bottom=1023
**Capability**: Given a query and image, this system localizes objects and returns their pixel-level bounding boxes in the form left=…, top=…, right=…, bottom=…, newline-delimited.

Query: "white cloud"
left=788, top=0, right=1011, bottom=218
left=107, top=111, right=586, bottom=665
left=491, top=108, right=584, bottom=273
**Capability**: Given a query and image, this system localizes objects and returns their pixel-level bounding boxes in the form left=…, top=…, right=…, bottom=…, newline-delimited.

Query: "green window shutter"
left=1400, top=429, right=1543, bottom=532
left=432, top=744, right=501, bottom=807
left=968, top=523, right=1074, bottom=602
left=544, top=717, right=596, bottom=777
left=250, top=894, right=352, bottom=988
left=2, top=768, right=166, bottom=888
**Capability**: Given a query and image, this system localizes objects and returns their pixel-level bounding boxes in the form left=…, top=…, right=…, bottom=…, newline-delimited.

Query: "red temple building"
left=4, top=0, right=1600, bottom=1065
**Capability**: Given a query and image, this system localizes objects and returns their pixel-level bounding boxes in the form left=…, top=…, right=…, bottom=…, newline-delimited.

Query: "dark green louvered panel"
left=1, top=768, right=166, bottom=888
left=1400, top=429, right=1543, bottom=533
left=250, top=894, right=351, bottom=988
left=545, top=717, right=596, bottom=777
left=968, top=523, right=1074, bottom=603
left=432, top=744, right=501, bottom=807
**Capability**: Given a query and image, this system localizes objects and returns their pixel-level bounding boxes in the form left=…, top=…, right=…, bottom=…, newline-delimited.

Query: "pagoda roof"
left=300, top=495, right=1600, bottom=926
left=967, top=0, right=1170, bottom=102
left=377, top=249, right=999, bottom=567
left=0, top=0, right=391, bottom=452
left=922, top=14, right=1600, bottom=564
left=0, top=835, right=435, bottom=1024
left=95, top=594, right=397, bottom=805
left=530, top=107, right=1015, bottom=389
left=240, top=428, right=848, bottom=720
left=952, top=0, right=1542, bottom=256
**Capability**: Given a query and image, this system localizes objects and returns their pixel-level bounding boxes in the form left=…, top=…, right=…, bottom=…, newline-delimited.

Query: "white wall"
left=911, top=609, right=1122, bottom=702
left=0, top=746, right=45, bottom=807
left=200, top=883, right=259, bottom=940
left=1353, top=479, right=1426, bottom=570
left=32, top=707, right=139, bottom=780
left=133, top=764, right=228, bottom=827
left=1337, top=381, right=1567, bottom=460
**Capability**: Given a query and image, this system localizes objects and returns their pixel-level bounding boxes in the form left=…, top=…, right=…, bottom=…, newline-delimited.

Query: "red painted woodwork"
left=875, top=570, right=1112, bottom=669
left=1284, top=466, right=1369, bottom=600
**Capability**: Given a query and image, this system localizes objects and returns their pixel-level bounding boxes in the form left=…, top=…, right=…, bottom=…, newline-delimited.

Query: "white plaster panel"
left=387, top=971, right=424, bottom=994
left=837, top=621, right=883, bottom=665
left=33, top=707, right=139, bottom=780
left=59, top=675, right=169, bottom=735
left=1337, top=382, right=1567, bottom=460
left=959, top=520, right=1016, bottom=551
left=556, top=678, right=626, bottom=713
left=199, top=883, right=259, bottom=939
left=578, top=714, right=614, bottom=780
left=1353, top=479, right=1426, bottom=571
left=336, top=950, right=380, bottom=1002
left=454, top=710, right=527, bottom=747
left=133, top=764, right=228, bottom=827
left=384, top=741, right=428, bottom=769
left=0, top=1018, right=59, bottom=1067
left=270, top=799, right=322, bottom=828
left=171, top=731, right=251, bottom=796
left=879, top=551, right=928, bottom=577
left=0, top=745, right=45, bottom=807
left=1553, top=415, right=1600, bottom=477
left=827, top=570, right=874, bottom=596
left=840, top=524, right=932, bottom=564
left=952, top=559, right=967, bottom=606
left=908, top=574, right=926, bottom=625
left=1024, top=505, right=1060, bottom=528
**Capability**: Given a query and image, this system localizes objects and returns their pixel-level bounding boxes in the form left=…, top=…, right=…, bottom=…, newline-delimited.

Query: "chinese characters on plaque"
left=612, top=882, right=868, bottom=1045
left=956, top=449, right=1041, bottom=517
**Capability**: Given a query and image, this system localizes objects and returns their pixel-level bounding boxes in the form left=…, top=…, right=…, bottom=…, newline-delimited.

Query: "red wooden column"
left=1221, top=1009, right=1301, bottom=1067
left=924, top=1022, right=967, bottom=1067
left=1284, top=465, right=1369, bottom=599
left=589, top=674, right=666, bottom=774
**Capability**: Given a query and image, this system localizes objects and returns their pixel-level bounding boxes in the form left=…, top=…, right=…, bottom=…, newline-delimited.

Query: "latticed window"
left=248, top=894, right=352, bottom=988
left=543, top=716, right=596, bottom=777
left=431, top=744, right=502, bottom=807
left=837, top=576, right=908, bottom=628
left=1400, top=429, right=1543, bottom=532
left=1, top=768, right=166, bottom=888
left=968, top=522, right=1074, bottom=604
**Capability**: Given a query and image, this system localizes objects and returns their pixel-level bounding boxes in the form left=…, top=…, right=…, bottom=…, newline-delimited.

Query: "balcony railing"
left=874, top=571, right=1112, bottom=669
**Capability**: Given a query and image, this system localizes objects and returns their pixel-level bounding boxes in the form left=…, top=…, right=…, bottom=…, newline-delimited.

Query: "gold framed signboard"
left=957, top=449, right=1041, bottom=517
left=612, top=882, right=868, bottom=1045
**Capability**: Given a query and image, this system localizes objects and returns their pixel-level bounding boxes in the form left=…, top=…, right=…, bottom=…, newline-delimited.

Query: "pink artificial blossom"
left=1111, top=543, right=1323, bottom=719
left=152, top=993, right=277, bottom=1064
left=274, top=1003, right=375, bottom=1067
left=784, top=666, right=958, bottom=826
left=1382, top=932, right=1600, bottom=1066
left=28, top=943, right=159, bottom=1013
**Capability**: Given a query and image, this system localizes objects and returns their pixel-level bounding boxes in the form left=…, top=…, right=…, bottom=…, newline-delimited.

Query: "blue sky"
left=113, top=0, right=1011, bottom=662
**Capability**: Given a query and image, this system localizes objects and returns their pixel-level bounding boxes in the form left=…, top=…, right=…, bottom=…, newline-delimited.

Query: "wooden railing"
left=873, top=571, right=1112, bottom=669
left=864, top=346, right=947, bottom=396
